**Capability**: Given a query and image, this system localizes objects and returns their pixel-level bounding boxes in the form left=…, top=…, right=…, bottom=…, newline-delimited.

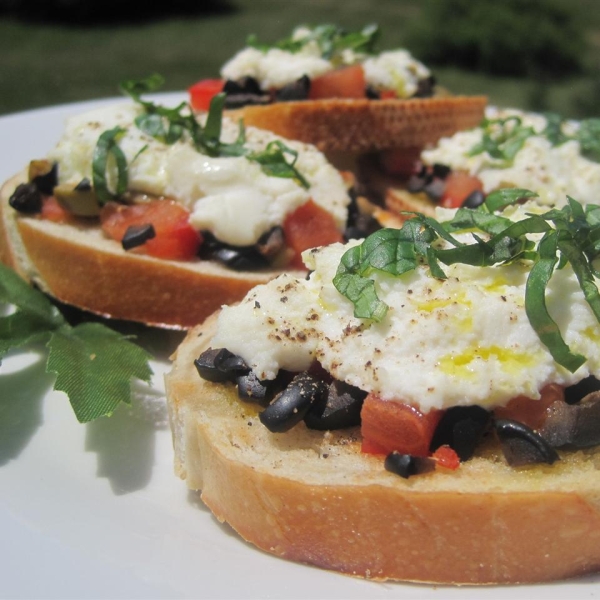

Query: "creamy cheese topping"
left=212, top=201, right=600, bottom=412
left=47, top=103, right=350, bottom=246
left=220, top=28, right=430, bottom=97
left=422, top=107, right=600, bottom=207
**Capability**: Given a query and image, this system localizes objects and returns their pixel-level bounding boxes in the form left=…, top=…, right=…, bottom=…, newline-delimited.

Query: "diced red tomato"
left=379, top=147, right=422, bottom=178
left=100, top=199, right=202, bottom=261
left=440, top=171, right=484, bottom=209
left=189, top=79, right=225, bottom=112
left=41, top=196, right=70, bottom=223
left=283, top=199, right=343, bottom=269
left=308, top=65, right=366, bottom=100
left=494, top=384, right=564, bottom=431
left=360, top=393, right=443, bottom=457
left=431, top=445, right=460, bottom=470
left=379, top=89, right=397, bottom=100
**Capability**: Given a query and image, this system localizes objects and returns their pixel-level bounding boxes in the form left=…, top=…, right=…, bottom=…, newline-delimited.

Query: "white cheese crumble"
left=47, top=103, right=350, bottom=246
left=422, top=107, right=600, bottom=207
left=220, top=29, right=430, bottom=98
left=212, top=200, right=600, bottom=412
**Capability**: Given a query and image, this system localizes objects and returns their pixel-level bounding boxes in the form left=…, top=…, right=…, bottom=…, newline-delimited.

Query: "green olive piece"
left=54, top=180, right=101, bottom=217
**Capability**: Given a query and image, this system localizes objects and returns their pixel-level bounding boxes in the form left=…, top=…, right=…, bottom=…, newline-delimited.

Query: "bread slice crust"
left=0, top=172, right=289, bottom=328
left=228, top=95, right=487, bottom=153
left=166, top=312, right=600, bottom=585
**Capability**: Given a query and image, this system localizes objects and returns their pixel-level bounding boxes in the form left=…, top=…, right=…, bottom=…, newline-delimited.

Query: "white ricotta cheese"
left=220, top=28, right=430, bottom=96
left=422, top=107, right=600, bottom=207
left=212, top=201, right=600, bottom=412
left=47, top=103, right=350, bottom=246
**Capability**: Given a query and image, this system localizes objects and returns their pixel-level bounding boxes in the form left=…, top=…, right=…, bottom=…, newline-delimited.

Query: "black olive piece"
left=365, top=85, right=380, bottom=99
left=423, top=177, right=445, bottom=201
left=259, top=372, right=328, bottom=433
left=540, top=391, right=600, bottom=449
left=384, top=451, right=435, bottom=478
left=194, top=348, right=249, bottom=383
left=304, top=380, right=367, bottom=430
left=407, top=174, right=427, bottom=193
left=9, top=183, right=42, bottom=214
left=75, top=177, right=92, bottom=192
left=564, top=375, right=600, bottom=404
left=430, top=405, right=491, bottom=461
left=237, top=371, right=273, bottom=402
left=212, top=246, right=270, bottom=271
left=121, top=224, right=156, bottom=250
left=495, top=419, right=560, bottom=467
left=414, top=75, right=436, bottom=98
left=256, top=226, right=285, bottom=259
left=461, top=189, right=486, bottom=209
left=31, top=162, right=58, bottom=195
left=432, top=163, right=451, bottom=179
left=224, top=93, right=271, bottom=109
left=223, top=76, right=263, bottom=96
left=275, top=75, right=311, bottom=102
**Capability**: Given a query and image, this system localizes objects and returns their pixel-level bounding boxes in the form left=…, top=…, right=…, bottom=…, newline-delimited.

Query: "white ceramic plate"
left=1, top=96, right=599, bottom=599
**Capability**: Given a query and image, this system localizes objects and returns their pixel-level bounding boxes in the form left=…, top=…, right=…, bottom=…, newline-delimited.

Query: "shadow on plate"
left=85, top=374, right=170, bottom=495
left=0, top=351, right=51, bottom=466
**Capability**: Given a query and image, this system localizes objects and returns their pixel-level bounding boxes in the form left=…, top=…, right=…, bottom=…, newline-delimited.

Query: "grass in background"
left=0, top=0, right=598, bottom=117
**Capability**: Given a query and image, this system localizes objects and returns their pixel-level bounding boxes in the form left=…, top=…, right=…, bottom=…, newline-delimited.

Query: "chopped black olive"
left=384, top=451, right=435, bottom=478
left=29, top=161, right=58, bottom=195
left=495, top=419, right=559, bottom=467
left=539, top=392, right=600, bottom=449
left=564, top=375, right=600, bottom=404
left=365, top=85, right=380, bottom=99
left=461, top=189, right=486, bottom=209
left=74, top=177, right=92, bottom=192
left=121, top=224, right=156, bottom=250
left=430, top=405, right=491, bottom=461
left=224, top=93, right=271, bottom=109
left=9, top=183, right=42, bottom=214
left=223, top=76, right=263, bottom=96
left=343, top=194, right=380, bottom=241
left=259, top=371, right=327, bottom=433
left=304, top=379, right=367, bottom=430
left=432, top=163, right=451, bottom=179
left=423, top=177, right=445, bottom=201
left=407, top=174, right=427, bottom=193
left=199, top=231, right=271, bottom=270
left=414, top=75, right=436, bottom=98
left=237, top=371, right=273, bottom=402
left=194, top=348, right=249, bottom=383
left=275, top=75, right=310, bottom=102
left=256, top=226, right=285, bottom=260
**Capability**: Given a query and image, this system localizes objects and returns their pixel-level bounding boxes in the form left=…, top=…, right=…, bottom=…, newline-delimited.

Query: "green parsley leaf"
left=0, top=263, right=153, bottom=422
left=577, top=119, right=600, bottom=163
left=47, top=323, right=153, bottom=423
left=333, top=190, right=600, bottom=372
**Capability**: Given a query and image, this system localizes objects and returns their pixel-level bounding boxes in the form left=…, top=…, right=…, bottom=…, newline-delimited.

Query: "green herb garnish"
left=117, top=75, right=310, bottom=189
left=333, top=190, right=600, bottom=372
left=248, top=23, right=380, bottom=62
left=92, top=126, right=128, bottom=204
left=0, top=264, right=153, bottom=422
left=469, top=113, right=600, bottom=166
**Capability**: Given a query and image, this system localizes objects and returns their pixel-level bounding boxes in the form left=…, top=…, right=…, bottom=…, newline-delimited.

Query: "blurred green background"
left=0, top=0, right=599, bottom=117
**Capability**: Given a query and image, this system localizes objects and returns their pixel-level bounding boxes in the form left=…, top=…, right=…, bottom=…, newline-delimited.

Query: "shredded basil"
left=469, top=113, right=600, bottom=166
left=119, top=76, right=310, bottom=188
left=92, top=126, right=128, bottom=204
left=248, top=23, right=380, bottom=61
left=333, top=190, right=600, bottom=372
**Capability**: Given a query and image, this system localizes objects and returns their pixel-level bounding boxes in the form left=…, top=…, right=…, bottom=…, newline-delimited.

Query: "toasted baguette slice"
left=0, top=172, right=294, bottom=329
left=166, top=311, right=600, bottom=585
left=228, top=95, right=487, bottom=154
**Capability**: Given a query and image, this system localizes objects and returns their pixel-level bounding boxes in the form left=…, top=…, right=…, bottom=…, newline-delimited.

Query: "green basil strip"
left=92, top=126, right=128, bottom=204
left=248, top=141, right=310, bottom=189
left=332, top=272, right=388, bottom=322
left=484, top=188, right=538, bottom=212
left=525, top=232, right=586, bottom=372
left=577, top=119, right=600, bottom=163
left=444, top=207, right=512, bottom=235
